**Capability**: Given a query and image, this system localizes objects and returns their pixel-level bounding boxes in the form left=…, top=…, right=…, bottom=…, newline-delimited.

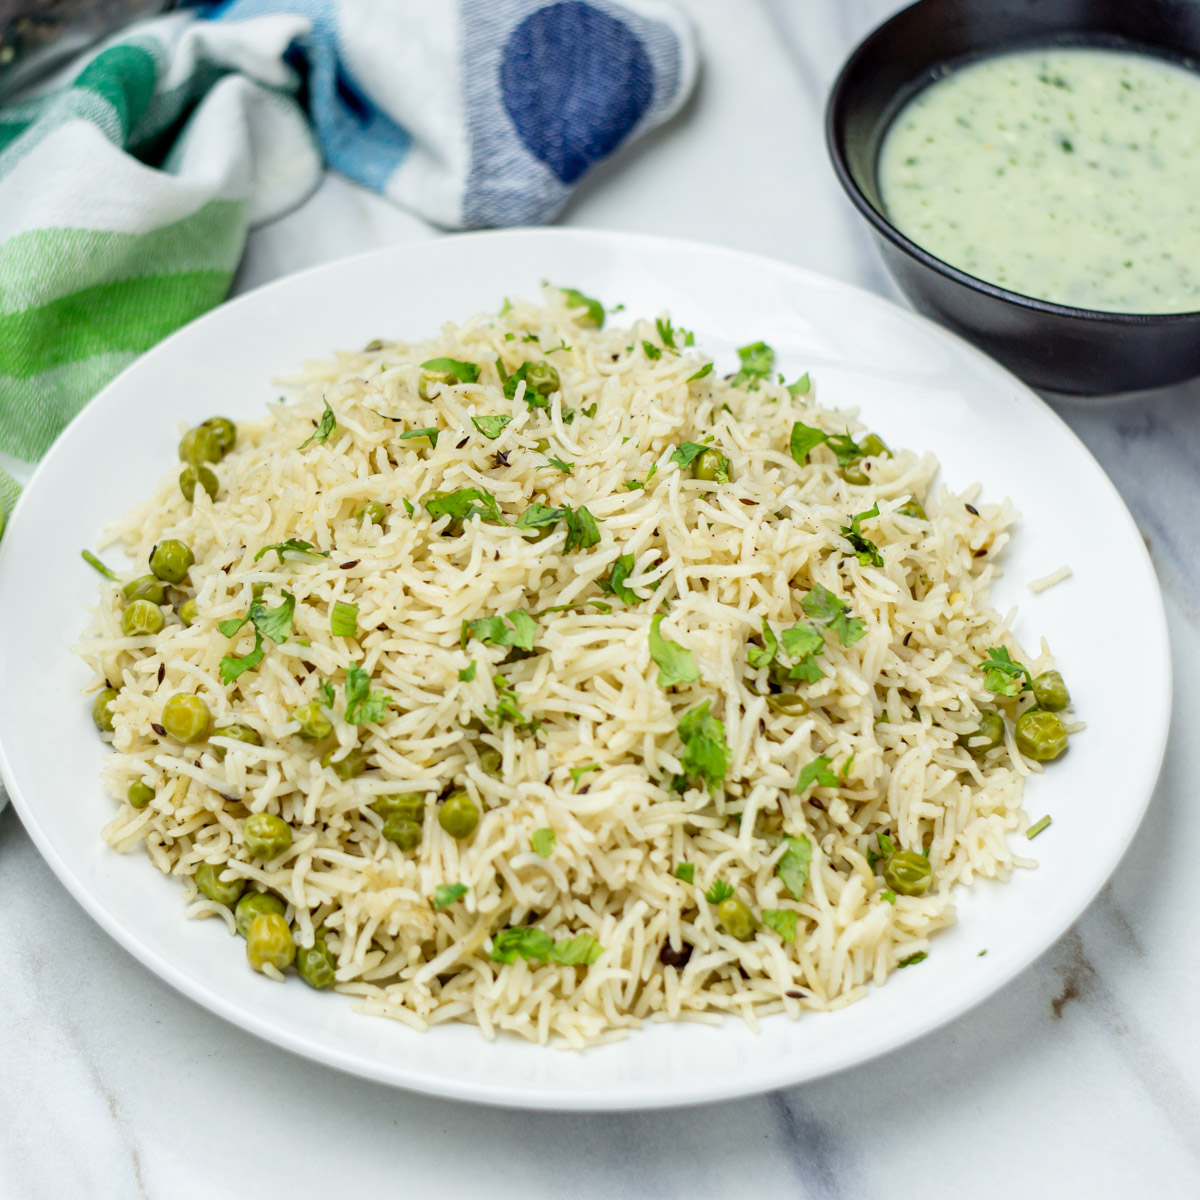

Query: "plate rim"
left=0, top=226, right=1173, bottom=1109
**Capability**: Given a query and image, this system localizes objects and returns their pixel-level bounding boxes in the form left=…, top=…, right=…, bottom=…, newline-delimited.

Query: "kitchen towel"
left=0, top=0, right=696, bottom=524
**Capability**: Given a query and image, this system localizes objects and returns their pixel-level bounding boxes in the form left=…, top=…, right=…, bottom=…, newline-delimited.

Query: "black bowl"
left=826, top=0, right=1200, bottom=396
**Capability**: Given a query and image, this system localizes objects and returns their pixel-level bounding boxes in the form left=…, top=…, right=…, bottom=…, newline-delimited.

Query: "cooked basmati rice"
left=78, top=288, right=1062, bottom=1048
left=1028, top=565, right=1073, bottom=593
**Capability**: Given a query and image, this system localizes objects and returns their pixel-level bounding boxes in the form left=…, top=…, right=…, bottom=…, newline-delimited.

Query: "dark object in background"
left=826, top=0, right=1200, bottom=396
left=0, top=0, right=179, bottom=98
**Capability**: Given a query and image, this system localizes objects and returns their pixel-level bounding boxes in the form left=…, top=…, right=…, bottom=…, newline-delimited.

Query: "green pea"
left=296, top=938, right=337, bottom=989
left=179, top=464, right=218, bottom=503
left=438, top=789, right=479, bottom=839
left=200, top=417, right=236, bottom=457
left=524, top=361, right=560, bottom=396
left=122, top=575, right=166, bottom=604
left=243, top=812, right=293, bottom=860
left=149, top=539, right=194, bottom=584
left=897, top=499, right=927, bottom=521
left=354, top=500, right=388, bottom=526
left=127, top=780, right=155, bottom=809
left=1031, top=670, right=1070, bottom=713
left=161, top=693, right=211, bottom=743
left=478, top=749, right=502, bottom=778
left=882, top=849, right=933, bottom=896
left=766, top=693, right=810, bottom=715
left=245, top=912, right=295, bottom=973
left=211, top=724, right=263, bottom=762
left=716, top=897, right=757, bottom=941
left=321, top=746, right=367, bottom=780
left=178, top=425, right=223, bottom=465
left=382, top=815, right=422, bottom=850
left=290, top=701, right=333, bottom=742
left=371, top=793, right=425, bottom=821
left=234, top=891, right=286, bottom=939
left=195, top=861, right=244, bottom=907
left=92, top=688, right=119, bottom=733
left=179, top=598, right=199, bottom=626
left=958, top=710, right=1004, bottom=757
left=692, top=448, right=731, bottom=483
left=122, top=598, right=165, bottom=637
left=1015, top=710, right=1068, bottom=762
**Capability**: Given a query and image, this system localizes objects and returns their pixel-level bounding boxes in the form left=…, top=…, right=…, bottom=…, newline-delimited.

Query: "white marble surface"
left=4, top=1, right=1200, bottom=1195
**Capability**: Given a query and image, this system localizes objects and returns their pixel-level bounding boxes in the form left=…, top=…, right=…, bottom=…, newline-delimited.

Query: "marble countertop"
left=4, top=1, right=1200, bottom=1195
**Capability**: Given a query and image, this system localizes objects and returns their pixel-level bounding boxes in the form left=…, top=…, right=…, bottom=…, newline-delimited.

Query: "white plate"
left=0, top=230, right=1170, bottom=1109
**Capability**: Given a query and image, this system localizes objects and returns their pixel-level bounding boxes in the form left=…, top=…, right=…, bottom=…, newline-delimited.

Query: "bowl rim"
left=824, top=0, right=1200, bottom=327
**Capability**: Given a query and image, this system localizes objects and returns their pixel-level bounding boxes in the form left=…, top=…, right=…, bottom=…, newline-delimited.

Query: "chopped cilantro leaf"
left=531, top=828, right=556, bottom=857
left=399, top=427, right=439, bottom=448
left=687, top=362, right=714, bottom=383
left=776, top=835, right=813, bottom=900
left=732, top=341, right=774, bottom=386
left=219, top=630, right=264, bottom=686
left=254, top=539, right=330, bottom=565
left=419, top=357, right=480, bottom=384
left=424, top=487, right=503, bottom=524
left=678, top=700, right=730, bottom=790
left=458, top=661, right=477, bottom=682
left=559, top=287, right=604, bottom=328
left=563, top=505, right=601, bottom=552
left=980, top=647, right=1033, bottom=696
left=539, top=455, right=573, bottom=474
left=787, top=373, right=811, bottom=398
left=789, top=421, right=829, bottom=465
left=490, top=926, right=554, bottom=964
left=581, top=402, right=598, bottom=418
left=600, top=553, right=638, bottom=604
left=343, top=663, right=394, bottom=725
left=801, top=584, right=866, bottom=646
left=472, top=414, right=512, bottom=439
left=762, top=909, right=798, bottom=941
left=842, top=504, right=883, bottom=568
left=551, top=933, right=603, bottom=966
left=747, top=618, right=778, bottom=670
left=882, top=890, right=897, bottom=904
left=674, top=862, right=695, bottom=884
left=898, top=951, right=927, bottom=968
left=797, top=755, right=838, bottom=792
left=670, top=442, right=708, bottom=470
left=705, top=878, right=735, bottom=904
left=432, top=883, right=467, bottom=910
left=649, top=613, right=699, bottom=688
left=569, top=764, right=599, bottom=791
left=250, top=591, right=294, bottom=644
left=298, top=399, right=336, bottom=449
left=655, top=317, right=679, bottom=350
left=642, top=340, right=662, bottom=360
left=461, top=611, right=538, bottom=652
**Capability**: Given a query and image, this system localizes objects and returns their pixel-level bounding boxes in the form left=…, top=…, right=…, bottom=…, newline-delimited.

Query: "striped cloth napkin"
left=0, top=0, right=696, bottom=524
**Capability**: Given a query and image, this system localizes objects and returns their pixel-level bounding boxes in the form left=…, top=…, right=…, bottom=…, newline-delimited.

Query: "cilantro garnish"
left=461, top=610, right=538, bottom=652
left=424, top=487, right=503, bottom=524
left=762, top=909, right=798, bottom=941
left=531, top=828, right=556, bottom=857
left=489, top=926, right=554, bottom=964
left=254, top=539, right=330, bottom=564
left=1026, top=815, right=1052, bottom=840
left=551, top=932, right=603, bottom=966
left=796, top=756, right=838, bottom=793
left=330, top=600, right=358, bottom=638
left=979, top=647, right=1033, bottom=696
left=623, top=463, right=658, bottom=490
left=298, top=398, right=336, bottom=449
left=502, top=362, right=548, bottom=409
left=219, top=590, right=295, bottom=645
left=882, top=890, right=897, bottom=905
left=801, top=585, right=866, bottom=646
left=419, top=357, right=480, bottom=384
left=842, top=504, right=883, bottom=567
left=786, top=373, right=811, bottom=398
left=559, top=287, right=604, bottom=328
left=642, top=340, right=663, bottom=360
left=747, top=618, right=779, bottom=670
left=674, top=862, right=695, bottom=883
left=649, top=613, right=699, bottom=688
left=678, top=700, right=730, bottom=790
left=458, top=661, right=477, bottom=682
left=485, top=676, right=539, bottom=732
left=539, top=455, right=574, bottom=474
left=670, top=442, right=709, bottom=470
left=731, top=341, right=774, bottom=386
left=219, top=630, right=264, bottom=686
left=779, top=623, right=825, bottom=683
left=432, top=883, right=467, bottom=911
left=399, top=427, right=439, bottom=448
left=343, top=663, right=394, bottom=725
left=600, top=553, right=638, bottom=604
left=472, top=414, right=512, bottom=439
left=789, top=421, right=863, bottom=468
left=569, top=764, right=599, bottom=791
left=705, top=879, right=735, bottom=905
left=563, top=505, right=601, bottom=552
left=776, top=835, right=813, bottom=900
left=81, top=550, right=119, bottom=581
left=655, top=317, right=680, bottom=350
left=581, top=402, right=598, bottom=419
left=898, top=952, right=927, bottom=968
left=687, top=362, right=714, bottom=383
